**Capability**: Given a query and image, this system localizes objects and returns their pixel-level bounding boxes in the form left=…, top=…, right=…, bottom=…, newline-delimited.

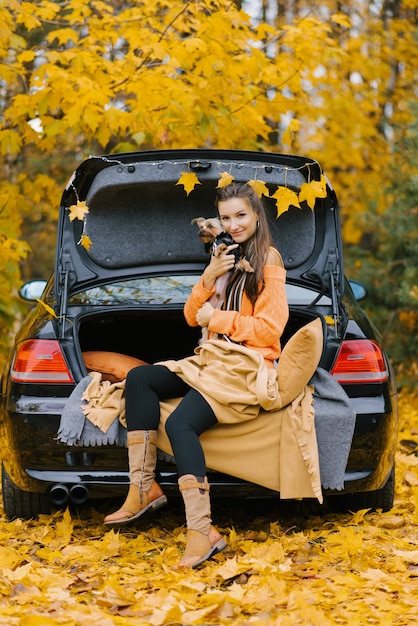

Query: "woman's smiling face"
left=218, top=197, right=258, bottom=244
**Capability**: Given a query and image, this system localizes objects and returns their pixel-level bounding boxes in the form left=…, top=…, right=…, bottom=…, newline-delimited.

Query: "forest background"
left=0, top=0, right=417, bottom=386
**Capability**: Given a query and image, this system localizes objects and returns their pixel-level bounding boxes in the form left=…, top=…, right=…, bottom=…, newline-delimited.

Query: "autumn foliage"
left=0, top=0, right=417, bottom=370
left=0, top=391, right=417, bottom=624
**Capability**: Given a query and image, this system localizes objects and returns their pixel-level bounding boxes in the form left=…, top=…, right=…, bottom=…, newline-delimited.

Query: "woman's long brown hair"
left=216, top=183, right=273, bottom=306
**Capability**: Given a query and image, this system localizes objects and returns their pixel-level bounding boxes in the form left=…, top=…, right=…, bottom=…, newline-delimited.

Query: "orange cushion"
left=82, top=351, right=148, bottom=382
left=277, top=317, right=323, bottom=406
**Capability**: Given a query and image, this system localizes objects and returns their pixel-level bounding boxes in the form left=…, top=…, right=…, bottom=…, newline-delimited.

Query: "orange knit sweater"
left=184, top=257, right=289, bottom=367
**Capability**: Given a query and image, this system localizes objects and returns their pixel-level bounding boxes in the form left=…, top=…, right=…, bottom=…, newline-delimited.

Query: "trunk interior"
left=77, top=308, right=323, bottom=368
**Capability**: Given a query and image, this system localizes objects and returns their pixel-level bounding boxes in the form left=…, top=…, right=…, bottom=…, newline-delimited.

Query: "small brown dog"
left=191, top=216, right=254, bottom=273
left=192, top=217, right=254, bottom=343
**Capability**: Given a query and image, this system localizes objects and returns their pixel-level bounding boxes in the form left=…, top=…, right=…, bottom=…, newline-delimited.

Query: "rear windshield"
left=68, top=276, right=198, bottom=305
left=68, top=276, right=331, bottom=306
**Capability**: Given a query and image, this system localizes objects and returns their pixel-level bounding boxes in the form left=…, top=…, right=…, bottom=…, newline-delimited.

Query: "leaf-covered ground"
left=0, top=392, right=417, bottom=626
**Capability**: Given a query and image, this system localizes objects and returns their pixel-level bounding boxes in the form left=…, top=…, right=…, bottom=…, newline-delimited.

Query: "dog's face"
left=191, top=217, right=223, bottom=243
left=213, top=231, right=241, bottom=262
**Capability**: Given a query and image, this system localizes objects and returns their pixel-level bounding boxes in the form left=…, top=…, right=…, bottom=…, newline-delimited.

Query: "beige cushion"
left=277, top=317, right=323, bottom=406
left=82, top=351, right=148, bottom=382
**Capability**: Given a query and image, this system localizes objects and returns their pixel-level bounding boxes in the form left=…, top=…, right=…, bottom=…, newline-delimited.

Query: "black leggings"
left=125, top=365, right=217, bottom=477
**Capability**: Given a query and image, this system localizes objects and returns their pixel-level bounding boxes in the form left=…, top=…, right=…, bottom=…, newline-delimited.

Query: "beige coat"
left=157, top=339, right=322, bottom=502
left=157, top=385, right=321, bottom=502
left=82, top=335, right=323, bottom=503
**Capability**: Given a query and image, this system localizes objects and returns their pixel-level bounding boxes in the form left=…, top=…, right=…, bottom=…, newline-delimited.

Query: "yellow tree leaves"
left=280, top=3, right=417, bottom=244
left=1, top=0, right=347, bottom=157
left=0, top=181, right=31, bottom=355
left=1, top=0, right=415, bottom=196
left=1, top=0, right=417, bottom=357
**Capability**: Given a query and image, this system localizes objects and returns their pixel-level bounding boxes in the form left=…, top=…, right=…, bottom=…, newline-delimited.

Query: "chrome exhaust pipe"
left=69, top=483, right=89, bottom=505
left=50, top=483, right=70, bottom=507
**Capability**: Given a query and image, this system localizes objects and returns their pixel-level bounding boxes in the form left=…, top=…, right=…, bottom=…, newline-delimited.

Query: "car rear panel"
left=0, top=149, right=397, bottom=517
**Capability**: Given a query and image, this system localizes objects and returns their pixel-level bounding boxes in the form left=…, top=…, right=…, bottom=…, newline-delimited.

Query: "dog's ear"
left=191, top=217, right=205, bottom=227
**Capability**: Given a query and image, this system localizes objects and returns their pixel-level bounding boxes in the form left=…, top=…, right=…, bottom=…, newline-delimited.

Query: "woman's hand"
left=201, top=244, right=238, bottom=290
left=196, top=302, right=215, bottom=327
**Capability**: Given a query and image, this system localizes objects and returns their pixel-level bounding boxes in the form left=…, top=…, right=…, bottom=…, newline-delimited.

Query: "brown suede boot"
left=104, top=430, right=167, bottom=526
left=177, top=474, right=226, bottom=568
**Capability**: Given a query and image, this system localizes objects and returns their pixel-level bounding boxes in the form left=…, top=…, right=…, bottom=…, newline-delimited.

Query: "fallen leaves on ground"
left=0, top=391, right=417, bottom=626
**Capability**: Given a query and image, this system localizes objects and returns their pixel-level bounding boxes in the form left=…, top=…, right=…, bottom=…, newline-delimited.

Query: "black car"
left=0, top=149, right=398, bottom=520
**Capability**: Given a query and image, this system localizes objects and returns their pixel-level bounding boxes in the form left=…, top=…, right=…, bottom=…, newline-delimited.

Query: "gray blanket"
left=56, top=376, right=127, bottom=447
left=57, top=367, right=355, bottom=492
left=309, top=367, right=356, bottom=490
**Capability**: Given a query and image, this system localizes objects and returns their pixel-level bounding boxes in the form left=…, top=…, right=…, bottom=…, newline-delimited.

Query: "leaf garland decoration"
left=68, top=200, right=89, bottom=221
left=79, top=233, right=92, bottom=250
left=271, top=187, right=301, bottom=217
left=36, top=298, right=73, bottom=326
left=36, top=299, right=58, bottom=318
left=65, top=168, right=327, bottom=269
left=217, top=171, right=235, bottom=188
left=72, top=167, right=327, bottom=243
left=175, top=167, right=327, bottom=216
left=175, top=172, right=201, bottom=196
left=247, top=179, right=269, bottom=198
left=298, top=175, right=327, bottom=209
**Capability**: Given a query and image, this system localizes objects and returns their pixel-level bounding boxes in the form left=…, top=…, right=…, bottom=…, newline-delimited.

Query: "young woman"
left=103, top=182, right=289, bottom=568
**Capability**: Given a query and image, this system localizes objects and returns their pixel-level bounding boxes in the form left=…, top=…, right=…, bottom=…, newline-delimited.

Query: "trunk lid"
left=55, top=149, right=344, bottom=317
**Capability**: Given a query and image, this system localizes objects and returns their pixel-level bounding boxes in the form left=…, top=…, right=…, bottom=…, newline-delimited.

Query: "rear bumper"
left=2, top=388, right=397, bottom=500
left=23, top=464, right=392, bottom=502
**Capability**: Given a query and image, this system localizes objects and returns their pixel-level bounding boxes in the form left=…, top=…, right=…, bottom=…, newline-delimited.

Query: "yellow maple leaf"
left=36, top=299, right=58, bottom=318
left=17, top=50, right=36, bottom=64
left=271, top=186, right=301, bottom=217
left=217, top=171, right=235, bottom=188
left=247, top=179, right=269, bottom=198
left=79, top=233, right=92, bottom=250
left=68, top=200, right=89, bottom=221
left=215, top=557, right=252, bottom=581
left=176, top=172, right=201, bottom=196
left=54, top=507, right=74, bottom=547
left=298, top=177, right=327, bottom=210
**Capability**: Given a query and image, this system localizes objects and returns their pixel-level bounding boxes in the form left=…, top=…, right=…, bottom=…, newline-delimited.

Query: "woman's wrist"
left=201, top=268, right=216, bottom=290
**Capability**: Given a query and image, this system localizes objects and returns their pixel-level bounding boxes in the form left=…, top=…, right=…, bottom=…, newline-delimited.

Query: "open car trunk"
left=75, top=306, right=326, bottom=499
left=77, top=307, right=324, bottom=369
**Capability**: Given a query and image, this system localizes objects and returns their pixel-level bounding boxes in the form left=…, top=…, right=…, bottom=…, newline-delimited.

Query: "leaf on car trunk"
left=176, top=172, right=201, bottom=195
left=79, top=233, right=92, bottom=250
left=217, top=171, right=235, bottom=188
left=247, top=179, right=269, bottom=198
left=36, top=299, right=57, bottom=318
left=298, top=176, right=327, bottom=209
left=271, top=186, right=301, bottom=216
left=68, top=200, right=89, bottom=221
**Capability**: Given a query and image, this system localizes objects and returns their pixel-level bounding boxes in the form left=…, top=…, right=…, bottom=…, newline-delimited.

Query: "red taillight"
left=11, top=340, right=74, bottom=384
left=331, top=339, right=389, bottom=384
